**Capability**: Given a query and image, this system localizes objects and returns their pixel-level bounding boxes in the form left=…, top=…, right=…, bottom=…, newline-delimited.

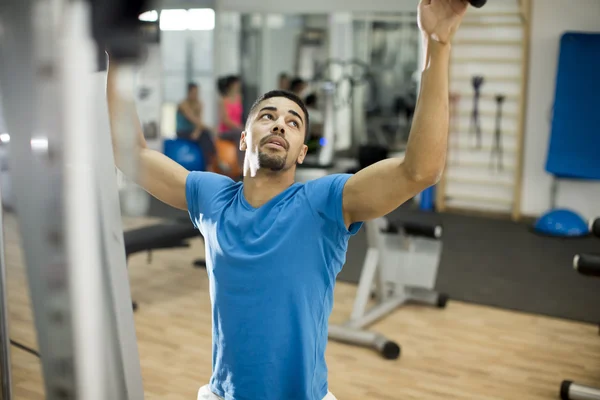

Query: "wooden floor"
left=4, top=213, right=600, bottom=399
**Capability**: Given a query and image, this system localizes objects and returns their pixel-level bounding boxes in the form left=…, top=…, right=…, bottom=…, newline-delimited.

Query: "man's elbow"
left=403, top=164, right=444, bottom=188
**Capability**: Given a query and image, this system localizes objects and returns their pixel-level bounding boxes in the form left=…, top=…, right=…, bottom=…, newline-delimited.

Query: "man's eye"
left=261, top=114, right=273, bottom=120
left=290, top=121, right=298, bottom=127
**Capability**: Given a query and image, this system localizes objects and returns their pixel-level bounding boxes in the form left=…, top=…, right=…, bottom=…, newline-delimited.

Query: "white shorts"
left=197, top=384, right=337, bottom=400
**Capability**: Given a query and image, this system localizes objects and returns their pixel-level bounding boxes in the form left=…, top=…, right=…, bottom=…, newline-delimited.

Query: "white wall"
left=521, top=0, right=600, bottom=220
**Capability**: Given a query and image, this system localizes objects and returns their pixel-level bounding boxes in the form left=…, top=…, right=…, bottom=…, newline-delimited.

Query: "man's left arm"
left=342, top=0, right=468, bottom=226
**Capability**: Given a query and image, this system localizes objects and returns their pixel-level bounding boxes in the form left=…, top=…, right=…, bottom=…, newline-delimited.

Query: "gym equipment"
left=545, top=32, right=600, bottom=181
left=124, top=221, right=203, bottom=310
left=0, top=173, right=11, bottom=400
left=534, top=208, right=589, bottom=237
left=470, top=75, right=484, bottom=149
left=164, top=138, right=206, bottom=172
left=328, top=217, right=447, bottom=359
left=542, top=33, right=600, bottom=221
left=215, top=138, right=242, bottom=179
left=299, top=59, right=370, bottom=170
left=560, top=217, right=600, bottom=400
left=468, top=0, right=487, bottom=7
left=0, top=0, right=150, bottom=398
left=490, top=94, right=505, bottom=171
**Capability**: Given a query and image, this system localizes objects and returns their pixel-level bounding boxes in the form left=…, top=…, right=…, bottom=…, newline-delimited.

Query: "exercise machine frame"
left=0, top=0, right=149, bottom=398
left=328, top=217, right=447, bottom=359
left=560, top=218, right=600, bottom=400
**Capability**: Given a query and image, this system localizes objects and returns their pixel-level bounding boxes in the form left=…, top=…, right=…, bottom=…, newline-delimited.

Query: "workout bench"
left=124, top=221, right=203, bottom=310
left=329, top=217, right=447, bottom=359
left=560, top=218, right=600, bottom=400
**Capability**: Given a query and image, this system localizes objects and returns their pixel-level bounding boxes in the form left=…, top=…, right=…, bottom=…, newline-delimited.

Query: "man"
left=106, top=1, right=469, bottom=399
left=176, top=82, right=216, bottom=165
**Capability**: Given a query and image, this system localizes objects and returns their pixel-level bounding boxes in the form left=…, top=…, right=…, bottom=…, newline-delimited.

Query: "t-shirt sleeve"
left=185, top=171, right=234, bottom=229
left=305, top=173, right=363, bottom=236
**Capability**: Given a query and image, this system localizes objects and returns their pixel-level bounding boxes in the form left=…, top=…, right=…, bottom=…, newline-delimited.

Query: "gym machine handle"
left=573, top=254, right=600, bottom=277
left=90, top=0, right=152, bottom=61
left=591, top=218, right=600, bottom=238
left=468, top=0, right=487, bottom=7
left=403, top=223, right=443, bottom=240
left=383, top=222, right=443, bottom=239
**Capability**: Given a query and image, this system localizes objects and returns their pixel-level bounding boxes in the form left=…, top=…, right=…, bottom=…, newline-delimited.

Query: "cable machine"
left=0, top=0, right=150, bottom=398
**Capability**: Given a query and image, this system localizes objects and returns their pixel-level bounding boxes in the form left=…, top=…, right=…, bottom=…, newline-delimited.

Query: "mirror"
left=135, top=9, right=422, bottom=168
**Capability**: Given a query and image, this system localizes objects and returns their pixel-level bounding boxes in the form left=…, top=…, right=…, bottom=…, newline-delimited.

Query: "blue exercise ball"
left=534, top=208, right=589, bottom=237
left=163, top=139, right=205, bottom=171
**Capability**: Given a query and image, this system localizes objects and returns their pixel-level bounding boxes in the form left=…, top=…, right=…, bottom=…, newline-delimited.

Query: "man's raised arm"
left=341, top=0, right=468, bottom=226
left=106, top=56, right=190, bottom=211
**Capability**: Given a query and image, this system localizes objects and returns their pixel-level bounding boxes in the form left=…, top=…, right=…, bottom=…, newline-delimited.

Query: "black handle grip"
left=574, top=253, right=600, bottom=277
left=403, top=223, right=443, bottom=239
left=591, top=218, right=600, bottom=238
left=468, top=0, right=487, bottom=7
left=91, top=0, right=152, bottom=61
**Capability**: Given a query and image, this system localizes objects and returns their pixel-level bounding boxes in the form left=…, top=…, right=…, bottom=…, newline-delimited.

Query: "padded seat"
left=124, top=222, right=200, bottom=258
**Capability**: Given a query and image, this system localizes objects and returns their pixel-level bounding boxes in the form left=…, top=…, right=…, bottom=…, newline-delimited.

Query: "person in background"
left=176, top=82, right=216, bottom=166
left=217, top=75, right=244, bottom=168
left=289, top=77, right=308, bottom=98
left=218, top=75, right=244, bottom=138
left=278, top=73, right=290, bottom=91
left=304, top=93, right=324, bottom=155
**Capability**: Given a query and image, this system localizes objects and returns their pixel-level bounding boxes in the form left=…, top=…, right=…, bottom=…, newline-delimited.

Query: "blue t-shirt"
left=186, top=171, right=362, bottom=400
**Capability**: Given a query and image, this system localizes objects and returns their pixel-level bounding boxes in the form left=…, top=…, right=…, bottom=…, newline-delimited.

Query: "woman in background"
left=216, top=75, right=244, bottom=176
left=218, top=75, right=243, bottom=138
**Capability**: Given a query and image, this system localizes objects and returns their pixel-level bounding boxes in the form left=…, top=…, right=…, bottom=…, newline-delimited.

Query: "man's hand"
left=418, top=0, right=469, bottom=44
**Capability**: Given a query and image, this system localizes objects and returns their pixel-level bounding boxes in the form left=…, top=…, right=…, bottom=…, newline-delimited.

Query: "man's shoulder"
left=187, top=171, right=239, bottom=191
left=301, top=173, right=353, bottom=192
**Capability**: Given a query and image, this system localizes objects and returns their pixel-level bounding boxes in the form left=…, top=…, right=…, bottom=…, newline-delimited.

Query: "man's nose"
left=272, top=120, right=286, bottom=135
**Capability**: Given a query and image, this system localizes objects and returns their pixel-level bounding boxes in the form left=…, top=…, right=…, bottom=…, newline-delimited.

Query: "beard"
left=257, top=134, right=290, bottom=171
left=258, top=150, right=287, bottom=171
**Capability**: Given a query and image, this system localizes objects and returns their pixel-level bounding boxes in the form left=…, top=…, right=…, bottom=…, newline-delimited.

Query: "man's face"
left=241, top=97, right=308, bottom=173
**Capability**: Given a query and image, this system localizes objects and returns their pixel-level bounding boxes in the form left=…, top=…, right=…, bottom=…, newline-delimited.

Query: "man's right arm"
left=106, top=58, right=190, bottom=211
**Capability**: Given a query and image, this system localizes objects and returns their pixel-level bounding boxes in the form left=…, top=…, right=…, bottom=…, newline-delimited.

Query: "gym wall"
left=521, top=0, right=600, bottom=220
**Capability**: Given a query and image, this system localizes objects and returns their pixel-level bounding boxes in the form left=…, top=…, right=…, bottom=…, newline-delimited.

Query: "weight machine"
left=328, top=217, right=447, bottom=359
left=560, top=218, right=600, bottom=400
left=296, top=59, right=370, bottom=182
left=0, top=0, right=153, bottom=398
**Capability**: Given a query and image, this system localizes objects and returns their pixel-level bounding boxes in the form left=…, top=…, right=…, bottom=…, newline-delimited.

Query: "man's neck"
left=242, top=168, right=296, bottom=208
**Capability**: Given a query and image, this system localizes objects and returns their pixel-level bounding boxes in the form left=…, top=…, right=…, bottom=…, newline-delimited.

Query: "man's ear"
left=239, top=131, right=247, bottom=151
left=297, top=144, right=308, bottom=164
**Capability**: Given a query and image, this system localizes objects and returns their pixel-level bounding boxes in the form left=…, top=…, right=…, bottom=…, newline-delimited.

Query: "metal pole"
left=0, top=181, right=12, bottom=400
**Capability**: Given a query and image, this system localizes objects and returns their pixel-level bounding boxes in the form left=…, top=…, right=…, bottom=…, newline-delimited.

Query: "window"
left=139, top=9, right=215, bottom=31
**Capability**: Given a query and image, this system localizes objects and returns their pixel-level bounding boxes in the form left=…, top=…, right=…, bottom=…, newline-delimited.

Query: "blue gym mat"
left=545, top=32, right=600, bottom=180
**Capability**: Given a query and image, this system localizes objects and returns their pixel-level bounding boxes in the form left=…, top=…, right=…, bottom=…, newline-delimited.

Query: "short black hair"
left=289, top=77, right=306, bottom=93
left=187, top=82, right=198, bottom=93
left=305, top=93, right=317, bottom=107
left=248, top=90, right=310, bottom=143
left=217, top=75, right=241, bottom=96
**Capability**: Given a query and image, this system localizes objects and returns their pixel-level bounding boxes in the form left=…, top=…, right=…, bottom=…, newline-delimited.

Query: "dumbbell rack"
left=560, top=218, right=600, bottom=400
left=0, top=0, right=144, bottom=399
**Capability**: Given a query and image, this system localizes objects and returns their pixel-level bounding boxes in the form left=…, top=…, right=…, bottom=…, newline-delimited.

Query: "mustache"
left=260, top=134, right=289, bottom=150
